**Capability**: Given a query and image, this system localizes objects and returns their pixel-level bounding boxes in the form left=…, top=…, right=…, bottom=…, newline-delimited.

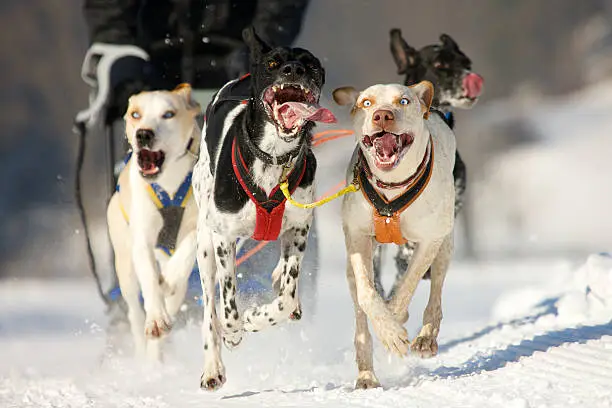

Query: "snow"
left=2, top=247, right=612, bottom=407
left=470, top=79, right=612, bottom=255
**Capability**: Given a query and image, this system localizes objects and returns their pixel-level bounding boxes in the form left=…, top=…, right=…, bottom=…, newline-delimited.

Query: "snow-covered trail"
left=1, top=253, right=611, bottom=408
left=2, top=128, right=612, bottom=407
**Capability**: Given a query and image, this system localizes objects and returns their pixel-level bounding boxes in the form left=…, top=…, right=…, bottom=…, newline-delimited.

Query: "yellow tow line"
left=279, top=164, right=360, bottom=209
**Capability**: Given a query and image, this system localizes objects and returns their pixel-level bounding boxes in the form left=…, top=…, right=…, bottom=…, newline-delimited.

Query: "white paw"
left=411, top=335, right=439, bottom=358
left=371, top=316, right=409, bottom=357
left=355, top=371, right=381, bottom=389
left=411, top=323, right=439, bottom=358
left=144, top=310, right=172, bottom=338
left=200, top=361, right=226, bottom=391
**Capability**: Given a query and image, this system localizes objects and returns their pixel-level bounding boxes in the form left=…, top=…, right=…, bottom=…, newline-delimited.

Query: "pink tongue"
left=374, top=133, right=398, bottom=159
left=278, top=102, right=336, bottom=129
left=463, top=73, right=484, bottom=98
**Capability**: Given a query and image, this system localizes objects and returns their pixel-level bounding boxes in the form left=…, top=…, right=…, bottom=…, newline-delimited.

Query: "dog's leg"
left=346, top=246, right=380, bottom=389
left=243, top=225, right=309, bottom=331
left=129, top=198, right=172, bottom=340
left=346, top=232, right=409, bottom=357
left=131, top=231, right=172, bottom=339
left=372, top=243, right=385, bottom=298
left=108, top=197, right=146, bottom=357
left=211, top=232, right=243, bottom=349
left=161, top=230, right=197, bottom=317
left=412, top=234, right=452, bottom=357
left=114, top=250, right=147, bottom=356
left=387, top=239, right=443, bottom=325
left=198, top=226, right=225, bottom=391
left=387, top=242, right=417, bottom=299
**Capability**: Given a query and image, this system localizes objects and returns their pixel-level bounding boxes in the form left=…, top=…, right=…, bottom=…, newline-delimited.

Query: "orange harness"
left=358, top=136, right=434, bottom=245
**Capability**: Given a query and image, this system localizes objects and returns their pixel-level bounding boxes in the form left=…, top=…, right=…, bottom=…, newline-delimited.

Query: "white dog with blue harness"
left=106, top=84, right=201, bottom=360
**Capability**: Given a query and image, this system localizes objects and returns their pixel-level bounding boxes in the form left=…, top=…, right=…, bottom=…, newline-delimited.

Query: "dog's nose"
left=372, top=110, right=394, bottom=128
left=280, top=62, right=306, bottom=80
left=136, top=129, right=155, bottom=147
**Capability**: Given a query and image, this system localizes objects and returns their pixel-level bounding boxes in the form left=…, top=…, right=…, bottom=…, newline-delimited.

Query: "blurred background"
left=2, top=0, right=612, bottom=280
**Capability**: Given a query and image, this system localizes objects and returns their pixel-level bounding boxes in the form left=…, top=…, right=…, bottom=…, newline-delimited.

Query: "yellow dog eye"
left=362, top=99, right=372, bottom=107
left=268, top=60, right=279, bottom=69
left=131, top=111, right=141, bottom=119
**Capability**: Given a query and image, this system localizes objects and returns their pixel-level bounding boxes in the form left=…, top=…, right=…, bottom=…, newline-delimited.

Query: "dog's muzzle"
left=136, top=128, right=155, bottom=149
left=363, top=131, right=414, bottom=171
left=136, top=148, right=165, bottom=177
left=262, top=83, right=336, bottom=133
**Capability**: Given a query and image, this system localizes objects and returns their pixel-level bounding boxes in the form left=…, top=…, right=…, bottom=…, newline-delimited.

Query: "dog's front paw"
left=289, top=302, right=302, bottom=321
left=411, top=323, right=439, bottom=358
left=411, top=335, right=438, bottom=358
left=200, top=363, right=226, bottom=391
left=144, top=311, right=172, bottom=338
left=200, top=373, right=226, bottom=391
left=371, top=317, right=410, bottom=357
left=355, top=371, right=381, bottom=390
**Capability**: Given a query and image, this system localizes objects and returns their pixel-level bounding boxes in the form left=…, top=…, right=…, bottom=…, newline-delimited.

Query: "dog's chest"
left=344, top=142, right=455, bottom=243
left=194, top=106, right=316, bottom=240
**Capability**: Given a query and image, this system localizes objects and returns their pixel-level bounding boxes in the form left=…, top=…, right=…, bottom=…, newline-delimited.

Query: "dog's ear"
left=390, top=28, right=419, bottom=75
left=410, top=80, right=434, bottom=119
left=332, top=86, right=359, bottom=106
left=440, top=33, right=459, bottom=51
left=242, top=26, right=272, bottom=62
left=173, top=83, right=201, bottom=115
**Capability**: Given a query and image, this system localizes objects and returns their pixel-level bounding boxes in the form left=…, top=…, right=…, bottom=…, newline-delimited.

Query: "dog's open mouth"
left=263, top=84, right=336, bottom=134
left=137, top=149, right=165, bottom=177
left=363, top=132, right=414, bottom=170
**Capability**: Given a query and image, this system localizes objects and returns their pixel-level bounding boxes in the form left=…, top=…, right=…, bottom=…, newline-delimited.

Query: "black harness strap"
left=358, top=137, right=434, bottom=218
left=232, top=136, right=307, bottom=211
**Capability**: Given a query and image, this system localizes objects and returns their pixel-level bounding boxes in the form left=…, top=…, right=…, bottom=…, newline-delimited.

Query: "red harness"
left=231, top=137, right=307, bottom=241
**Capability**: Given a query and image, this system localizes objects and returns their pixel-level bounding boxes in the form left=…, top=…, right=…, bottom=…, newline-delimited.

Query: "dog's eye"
left=362, top=99, right=372, bottom=107
left=268, top=60, right=279, bottom=69
left=130, top=111, right=141, bottom=119
left=162, top=111, right=175, bottom=119
left=400, top=98, right=410, bottom=105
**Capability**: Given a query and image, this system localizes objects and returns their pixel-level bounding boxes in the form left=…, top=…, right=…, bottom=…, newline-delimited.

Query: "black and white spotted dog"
left=192, top=27, right=335, bottom=391
left=373, top=30, right=483, bottom=298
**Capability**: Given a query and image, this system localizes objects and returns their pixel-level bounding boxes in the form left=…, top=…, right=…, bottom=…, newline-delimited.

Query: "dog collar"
left=238, top=123, right=306, bottom=166
left=231, top=136, right=308, bottom=241
left=357, top=135, right=434, bottom=245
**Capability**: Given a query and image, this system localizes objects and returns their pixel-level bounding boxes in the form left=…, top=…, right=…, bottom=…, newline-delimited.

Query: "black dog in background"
left=374, top=29, right=484, bottom=298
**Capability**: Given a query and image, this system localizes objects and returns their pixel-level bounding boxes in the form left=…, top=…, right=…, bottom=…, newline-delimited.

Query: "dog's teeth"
left=281, top=84, right=285, bottom=90
left=273, top=86, right=279, bottom=92
left=304, top=88, right=310, bottom=94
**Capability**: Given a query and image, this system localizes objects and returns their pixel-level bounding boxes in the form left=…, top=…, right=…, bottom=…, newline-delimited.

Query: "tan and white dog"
left=107, top=84, right=201, bottom=360
left=333, top=82, right=456, bottom=389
